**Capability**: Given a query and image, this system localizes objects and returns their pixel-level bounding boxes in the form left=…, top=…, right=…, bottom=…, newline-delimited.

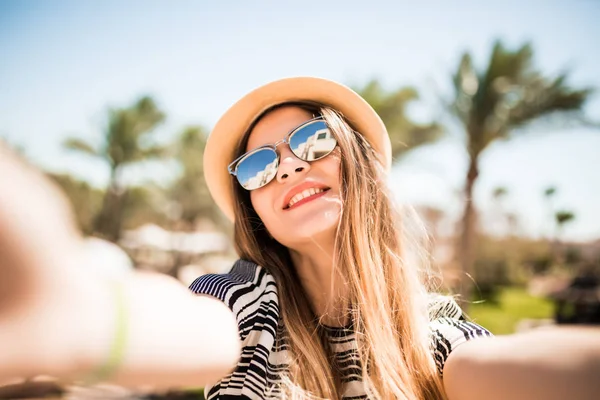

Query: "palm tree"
left=354, top=79, right=443, bottom=160
left=64, top=96, right=166, bottom=241
left=159, top=126, right=228, bottom=278
left=169, top=125, right=222, bottom=229
left=492, top=186, right=508, bottom=200
left=491, top=186, right=510, bottom=236
left=555, top=210, right=575, bottom=238
left=543, top=186, right=558, bottom=236
left=451, top=40, right=593, bottom=303
left=554, top=210, right=576, bottom=265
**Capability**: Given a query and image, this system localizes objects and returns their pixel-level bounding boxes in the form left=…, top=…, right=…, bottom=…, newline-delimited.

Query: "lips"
left=282, top=181, right=330, bottom=210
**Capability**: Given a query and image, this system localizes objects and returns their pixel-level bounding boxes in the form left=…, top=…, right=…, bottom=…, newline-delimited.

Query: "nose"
left=276, top=145, right=310, bottom=183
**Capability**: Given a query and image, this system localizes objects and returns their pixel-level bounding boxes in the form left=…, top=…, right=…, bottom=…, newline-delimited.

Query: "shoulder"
left=428, top=293, right=465, bottom=320
left=427, top=294, right=493, bottom=375
left=189, top=260, right=282, bottom=398
left=188, top=259, right=279, bottom=338
left=189, top=259, right=276, bottom=304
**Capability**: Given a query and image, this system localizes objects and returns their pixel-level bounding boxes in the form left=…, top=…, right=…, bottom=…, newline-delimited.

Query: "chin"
left=274, top=205, right=341, bottom=247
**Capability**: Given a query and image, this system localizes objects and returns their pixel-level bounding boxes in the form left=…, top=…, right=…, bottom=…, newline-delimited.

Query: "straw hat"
left=204, top=76, right=391, bottom=221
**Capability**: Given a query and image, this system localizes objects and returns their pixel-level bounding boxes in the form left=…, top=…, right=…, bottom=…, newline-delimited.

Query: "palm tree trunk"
left=457, top=156, right=479, bottom=309
left=93, top=165, right=124, bottom=242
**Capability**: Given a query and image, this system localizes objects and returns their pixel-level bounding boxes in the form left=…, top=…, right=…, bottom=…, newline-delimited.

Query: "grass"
left=467, top=286, right=554, bottom=335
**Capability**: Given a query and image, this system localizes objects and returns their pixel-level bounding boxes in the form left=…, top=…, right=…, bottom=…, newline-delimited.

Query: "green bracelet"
left=85, top=280, right=128, bottom=384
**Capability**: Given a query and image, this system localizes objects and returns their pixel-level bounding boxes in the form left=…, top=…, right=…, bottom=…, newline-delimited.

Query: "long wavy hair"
left=231, top=102, right=447, bottom=399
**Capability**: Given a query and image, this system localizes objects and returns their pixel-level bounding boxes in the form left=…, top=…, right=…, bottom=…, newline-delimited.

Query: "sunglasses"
left=228, top=117, right=337, bottom=190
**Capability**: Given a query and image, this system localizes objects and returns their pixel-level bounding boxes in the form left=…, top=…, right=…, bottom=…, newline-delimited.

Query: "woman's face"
left=247, top=106, right=342, bottom=249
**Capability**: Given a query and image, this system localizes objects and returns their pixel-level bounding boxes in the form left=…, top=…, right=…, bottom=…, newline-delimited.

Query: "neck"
left=288, top=232, right=349, bottom=327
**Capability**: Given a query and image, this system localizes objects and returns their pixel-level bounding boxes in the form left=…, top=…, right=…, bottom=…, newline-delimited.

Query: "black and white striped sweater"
left=189, top=259, right=492, bottom=399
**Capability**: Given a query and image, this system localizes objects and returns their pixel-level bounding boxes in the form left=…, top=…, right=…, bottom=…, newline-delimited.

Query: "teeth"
left=288, top=188, right=324, bottom=208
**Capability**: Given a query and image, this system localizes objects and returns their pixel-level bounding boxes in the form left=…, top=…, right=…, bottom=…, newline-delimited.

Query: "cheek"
left=321, top=153, right=342, bottom=187
left=249, top=189, right=273, bottom=224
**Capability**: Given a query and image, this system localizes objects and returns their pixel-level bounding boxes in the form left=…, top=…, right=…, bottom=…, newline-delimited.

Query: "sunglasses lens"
left=289, top=120, right=336, bottom=161
left=236, top=148, right=279, bottom=190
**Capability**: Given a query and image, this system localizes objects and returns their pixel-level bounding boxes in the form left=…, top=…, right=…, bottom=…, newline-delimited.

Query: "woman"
left=0, top=77, right=598, bottom=400
left=189, top=77, right=490, bottom=399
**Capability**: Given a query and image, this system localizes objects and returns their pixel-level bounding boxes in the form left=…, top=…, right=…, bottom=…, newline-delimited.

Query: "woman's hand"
left=0, top=144, right=87, bottom=305
left=0, top=144, right=103, bottom=381
left=0, top=144, right=241, bottom=388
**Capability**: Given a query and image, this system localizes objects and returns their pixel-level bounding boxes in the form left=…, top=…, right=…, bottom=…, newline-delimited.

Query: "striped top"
left=189, top=259, right=492, bottom=399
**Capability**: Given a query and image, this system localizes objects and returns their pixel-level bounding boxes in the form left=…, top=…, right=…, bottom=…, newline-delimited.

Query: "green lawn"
left=467, top=286, right=554, bottom=335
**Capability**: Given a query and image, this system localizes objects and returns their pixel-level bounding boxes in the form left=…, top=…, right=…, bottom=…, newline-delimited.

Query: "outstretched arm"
left=0, top=144, right=240, bottom=389
left=443, top=326, right=600, bottom=400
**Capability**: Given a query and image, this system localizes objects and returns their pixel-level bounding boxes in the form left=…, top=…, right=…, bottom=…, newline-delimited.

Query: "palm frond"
left=354, top=80, right=443, bottom=160
left=508, top=75, right=593, bottom=128
left=451, top=39, right=594, bottom=157
left=63, top=138, right=100, bottom=158
left=104, top=96, right=166, bottom=166
left=139, top=145, right=169, bottom=160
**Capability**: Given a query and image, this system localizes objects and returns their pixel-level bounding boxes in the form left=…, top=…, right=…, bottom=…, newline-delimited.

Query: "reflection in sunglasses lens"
left=237, top=148, right=279, bottom=190
left=235, top=120, right=336, bottom=191
left=289, top=121, right=336, bottom=161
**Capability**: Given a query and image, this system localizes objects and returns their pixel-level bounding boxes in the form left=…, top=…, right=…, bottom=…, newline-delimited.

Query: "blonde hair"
left=231, top=103, right=447, bottom=399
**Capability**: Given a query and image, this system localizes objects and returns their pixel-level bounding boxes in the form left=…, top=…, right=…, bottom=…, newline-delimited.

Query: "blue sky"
left=1, top=0, right=599, bottom=241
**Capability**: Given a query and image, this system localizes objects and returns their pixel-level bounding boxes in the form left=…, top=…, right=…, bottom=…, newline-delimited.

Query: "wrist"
left=70, top=274, right=122, bottom=383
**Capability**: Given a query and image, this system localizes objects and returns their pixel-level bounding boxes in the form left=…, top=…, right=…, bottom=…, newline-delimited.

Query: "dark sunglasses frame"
left=228, top=117, right=336, bottom=190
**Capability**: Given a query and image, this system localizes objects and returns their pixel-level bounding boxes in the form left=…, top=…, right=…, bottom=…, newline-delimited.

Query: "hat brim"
left=204, top=76, right=391, bottom=222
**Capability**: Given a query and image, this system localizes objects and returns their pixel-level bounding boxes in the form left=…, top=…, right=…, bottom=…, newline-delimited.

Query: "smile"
left=284, top=188, right=330, bottom=210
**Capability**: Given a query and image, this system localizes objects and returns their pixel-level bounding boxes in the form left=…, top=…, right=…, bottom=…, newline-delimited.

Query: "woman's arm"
left=0, top=144, right=241, bottom=389
left=443, top=326, right=600, bottom=400
left=0, top=273, right=241, bottom=389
